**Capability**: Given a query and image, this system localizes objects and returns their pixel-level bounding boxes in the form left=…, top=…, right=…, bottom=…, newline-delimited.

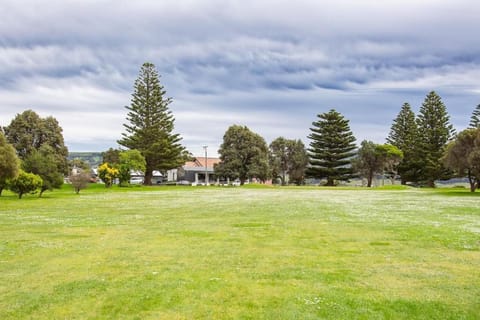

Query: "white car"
left=129, top=177, right=144, bottom=185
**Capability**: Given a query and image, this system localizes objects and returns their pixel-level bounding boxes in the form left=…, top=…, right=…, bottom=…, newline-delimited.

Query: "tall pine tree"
left=118, top=62, right=186, bottom=185
left=387, top=103, right=421, bottom=184
left=469, top=104, right=480, bottom=128
left=307, top=109, right=356, bottom=186
left=416, top=91, right=455, bottom=187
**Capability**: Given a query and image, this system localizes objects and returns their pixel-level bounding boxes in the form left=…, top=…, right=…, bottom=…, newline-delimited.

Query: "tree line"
left=0, top=110, right=69, bottom=198
left=217, top=93, right=479, bottom=191
left=2, top=62, right=480, bottom=198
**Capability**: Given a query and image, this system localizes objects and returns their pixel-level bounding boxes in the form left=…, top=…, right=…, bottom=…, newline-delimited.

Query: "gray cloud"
left=1, top=0, right=480, bottom=154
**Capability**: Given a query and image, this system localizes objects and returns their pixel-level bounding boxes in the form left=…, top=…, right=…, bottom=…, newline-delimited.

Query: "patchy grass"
left=0, top=185, right=479, bottom=319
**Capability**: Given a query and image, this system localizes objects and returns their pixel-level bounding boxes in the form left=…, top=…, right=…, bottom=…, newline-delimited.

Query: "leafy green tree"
left=118, top=62, right=186, bottom=185
left=0, top=131, right=20, bottom=196
left=469, top=104, right=480, bottom=128
left=387, top=103, right=421, bottom=184
left=3, top=109, right=43, bottom=159
left=416, top=91, right=455, bottom=187
left=102, top=148, right=121, bottom=165
left=22, top=145, right=64, bottom=197
left=39, top=116, right=69, bottom=174
left=378, top=144, right=404, bottom=184
left=354, top=141, right=404, bottom=187
left=3, top=110, right=68, bottom=173
left=288, top=142, right=309, bottom=185
left=353, top=141, right=384, bottom=187
left=269, top=137, right=308, bottom=185
left=307, top=109, right=356, bottom=186
left=8, top=170, right=43, bottom=199
left=118, top=149, right=146, bottom=186
left=248, top=155, right=270, bottom=183
left=443, top=128, right=480, bottom=192
left=215, top=125, right=270, bottom=185
left=97, top=163, right=119, bottom=188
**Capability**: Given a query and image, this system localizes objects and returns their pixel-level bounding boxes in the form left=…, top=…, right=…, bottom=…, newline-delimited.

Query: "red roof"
left=184, top=157, right=221, bottom=169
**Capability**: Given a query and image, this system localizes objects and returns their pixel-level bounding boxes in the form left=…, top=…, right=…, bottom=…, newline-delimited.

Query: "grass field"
left=0, top=184, right=479, bottom=319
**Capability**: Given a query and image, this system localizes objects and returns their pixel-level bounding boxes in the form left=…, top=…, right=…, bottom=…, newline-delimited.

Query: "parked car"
left=232, top=180, right=241, bottom=186
left=129, top=177, right=144, bottom=185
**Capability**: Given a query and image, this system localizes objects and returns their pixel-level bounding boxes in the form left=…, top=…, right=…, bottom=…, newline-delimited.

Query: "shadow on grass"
left=433, top=189, right=480, bottom=197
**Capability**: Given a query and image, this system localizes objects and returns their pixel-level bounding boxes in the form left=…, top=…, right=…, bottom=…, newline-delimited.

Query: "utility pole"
left=203, top=145, right=208, bottom=186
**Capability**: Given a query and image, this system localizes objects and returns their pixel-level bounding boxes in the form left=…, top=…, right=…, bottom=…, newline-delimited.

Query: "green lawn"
left=0, top=185, right=479, bottom=319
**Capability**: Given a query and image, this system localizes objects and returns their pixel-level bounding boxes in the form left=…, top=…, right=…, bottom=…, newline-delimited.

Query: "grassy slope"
left=0, top=185, right=479, bottom=319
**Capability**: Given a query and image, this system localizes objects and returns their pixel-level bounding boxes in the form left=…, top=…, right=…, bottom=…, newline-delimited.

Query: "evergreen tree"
left=416, top=91, right=455, bottom=187
left=387, top=103, right=421, bottom=184
left=307, top=109, right=356, bottom=186
left=118, top=62, right=186, bottom=185
left=469, top=104, right=480, bottom=128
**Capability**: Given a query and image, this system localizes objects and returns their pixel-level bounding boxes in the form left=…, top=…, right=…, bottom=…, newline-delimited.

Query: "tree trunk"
left=325, top=177, right=334, bottom=186
left=0, top=186, right=3, bottom=196
left=469, top=183, right=476, bottom=193
left=144, top=172, right=152, bottom=185
left=468, top=173, right=476, bottom=192
left=144, top=164, right=154, bottom=186
left=367, top=171, right=373, bottom=187
left=401, top=179, right=407, bottom=185
left=427, top=180, right=436, bottom=188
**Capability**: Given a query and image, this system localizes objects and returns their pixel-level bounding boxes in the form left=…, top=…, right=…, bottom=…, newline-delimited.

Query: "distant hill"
left=68, top=152, right=103, bottom=167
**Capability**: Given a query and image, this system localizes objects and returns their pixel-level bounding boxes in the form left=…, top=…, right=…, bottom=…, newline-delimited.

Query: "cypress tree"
left=118, top=62, right=186, bottom=185
left=307, top=109, right=356, bottom=186
left=386, top=103, right=421, bottom=184
left=416, top=91, right=455, bottom=187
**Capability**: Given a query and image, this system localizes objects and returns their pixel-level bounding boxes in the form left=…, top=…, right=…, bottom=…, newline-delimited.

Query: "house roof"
left=184, top=157, right=221, bottom=169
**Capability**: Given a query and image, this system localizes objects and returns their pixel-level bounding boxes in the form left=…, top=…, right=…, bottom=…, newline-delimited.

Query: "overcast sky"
left=1, top=0, right=479, bottom=156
